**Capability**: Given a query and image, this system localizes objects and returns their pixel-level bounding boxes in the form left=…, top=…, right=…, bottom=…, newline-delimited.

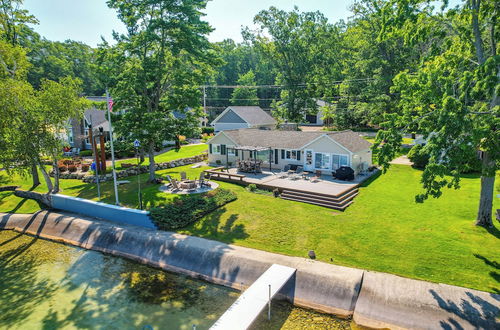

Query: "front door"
left=304, top=149, right=314, bottom=171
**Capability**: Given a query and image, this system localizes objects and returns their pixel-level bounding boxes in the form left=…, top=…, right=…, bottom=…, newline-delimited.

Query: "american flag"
left=107, top=98, right=114, bottom=112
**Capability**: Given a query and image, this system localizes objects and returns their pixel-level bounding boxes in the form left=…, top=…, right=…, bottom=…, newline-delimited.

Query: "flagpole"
left=106, top=89, right=120, bottom=205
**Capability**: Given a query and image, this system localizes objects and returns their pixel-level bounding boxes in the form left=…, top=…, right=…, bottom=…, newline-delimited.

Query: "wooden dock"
left=210, top=264, right=296, bottom=330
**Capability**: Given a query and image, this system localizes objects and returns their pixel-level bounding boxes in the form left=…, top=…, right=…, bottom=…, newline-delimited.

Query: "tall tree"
left=102, top=0, right=216, bottom=182
left=250, top=7, right=335, bottom=123
left=374, top=0, right=499, bottom=227
left=230, top=70, right=258, bottom=106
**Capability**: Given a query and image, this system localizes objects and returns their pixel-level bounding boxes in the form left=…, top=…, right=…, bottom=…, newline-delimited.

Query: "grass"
left=114, top=144, right=207, bottom=169
left=1, top=159, right=499, bottom=293
left=180, top=166, right=500, bottom=293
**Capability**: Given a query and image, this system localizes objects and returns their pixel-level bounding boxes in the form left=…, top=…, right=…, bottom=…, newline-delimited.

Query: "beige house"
left=207, top=129, right=372, bottom=175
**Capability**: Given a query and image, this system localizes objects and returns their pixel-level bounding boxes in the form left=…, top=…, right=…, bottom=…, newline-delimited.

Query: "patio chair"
left=311, top=170, right=322, bottom=183
left=163, top=175, right=173, bottom=187
left=72, top=148, right=80, bottom=156
left=198, top=172, right=210, bottom=187
left=278, top=165, right=291, bottom=178
left=171, top=179, right=180, bottom=191
left=180, top=171, right=187, bottom=181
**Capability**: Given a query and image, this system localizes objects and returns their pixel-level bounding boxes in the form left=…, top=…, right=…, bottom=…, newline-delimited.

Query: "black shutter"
left=209, top=144, right=212, bottom=154
left=274, top=149, right=279, bottom=164
left=297, top=150, right=301, bottom=161
left=221, top=144, right=226, bottom=155
left=281, top=149, right=285, bottom=159
left=235, top=149, right=238, bottom=156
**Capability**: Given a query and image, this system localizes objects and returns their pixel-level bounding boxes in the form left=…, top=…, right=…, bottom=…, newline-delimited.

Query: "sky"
left=23, top=0, right=354, bottom=47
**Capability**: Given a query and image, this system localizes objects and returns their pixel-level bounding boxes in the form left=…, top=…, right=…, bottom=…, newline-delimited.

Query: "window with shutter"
left=274, top=149, right=279, bottom=164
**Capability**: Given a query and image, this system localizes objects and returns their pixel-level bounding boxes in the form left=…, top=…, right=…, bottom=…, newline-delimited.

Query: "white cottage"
left=211, top=106, right=277, bottom=132
left=207, top=128, right=372, bottom=175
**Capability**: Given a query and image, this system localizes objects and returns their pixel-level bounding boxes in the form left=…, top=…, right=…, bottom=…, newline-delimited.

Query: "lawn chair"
left=163, top=175, right=173, bottom=187
left=311, top=170, right=321, bottom=183
left=72, top=148, right=80, bottom=156
left=278, top=165, right=291, bottom=178
left=198, top=172, right=210, bottom=187
left=180, top=171, right=187, bottom=181
left=171, top=179, right=180, bottom=191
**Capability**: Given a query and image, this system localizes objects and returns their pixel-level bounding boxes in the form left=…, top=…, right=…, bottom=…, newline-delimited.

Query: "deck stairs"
left=280, top=186, right=359, bottom=211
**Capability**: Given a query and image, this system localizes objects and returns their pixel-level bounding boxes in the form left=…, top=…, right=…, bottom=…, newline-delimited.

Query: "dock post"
left=268, top=284, right=271, bottom=320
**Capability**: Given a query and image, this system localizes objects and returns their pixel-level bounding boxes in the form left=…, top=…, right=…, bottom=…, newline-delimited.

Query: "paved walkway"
left=390, top=155, right=413, bottom=166
left=0, top=211, right=498, bottom=329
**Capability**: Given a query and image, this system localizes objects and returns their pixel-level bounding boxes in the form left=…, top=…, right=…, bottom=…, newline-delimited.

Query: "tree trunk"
left=175, top=136, right=181, bottom=149
left=140, top=147, right=145, bottom=163
left=475, top=152, right=495, bottom=227
left=148, top=142, right=156, bottom=182
left=475, top=175, right=494, bottom=227
left=39, top=162, right=53, bottom=193
left=52, top=158, right=60, bottom=194
left=31, top=163, right=40, bottom=188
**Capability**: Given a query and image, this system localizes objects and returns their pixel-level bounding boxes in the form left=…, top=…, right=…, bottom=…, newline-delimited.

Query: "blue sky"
left=23, top=0, right=353, bottom=46
left=23, top=0, right=462, bottom=47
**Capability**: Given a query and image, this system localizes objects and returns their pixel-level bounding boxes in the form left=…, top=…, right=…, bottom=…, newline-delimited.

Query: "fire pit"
left=179, top=180, right=197, bottom=190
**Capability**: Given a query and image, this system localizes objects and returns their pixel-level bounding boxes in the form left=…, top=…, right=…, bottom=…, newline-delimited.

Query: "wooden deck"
left=204, top=167, right=379, bottom=210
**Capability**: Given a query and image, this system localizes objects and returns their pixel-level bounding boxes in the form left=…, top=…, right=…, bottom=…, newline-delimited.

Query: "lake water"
left=0, top=230, right=351, bottom=329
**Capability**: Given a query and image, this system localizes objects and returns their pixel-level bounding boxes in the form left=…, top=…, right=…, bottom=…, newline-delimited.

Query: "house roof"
left=220, top=129, right=372, bottom=152
left=84, top=109, right=110, bottom=132
left=212, top=106, right=276, bottom=126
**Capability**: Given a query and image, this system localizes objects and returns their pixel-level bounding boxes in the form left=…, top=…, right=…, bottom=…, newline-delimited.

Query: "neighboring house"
left=66, top=97, right=110, bottom=150
left=210, top=106, right=277, bottom=132
left=207, top=128, right=372, bottom=175
left=304, top=99, right=331, bottom=126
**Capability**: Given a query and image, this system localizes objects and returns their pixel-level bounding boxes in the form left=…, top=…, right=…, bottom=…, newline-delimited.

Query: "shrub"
left=150, top=188, right=237, bottom=230
left=80, top=150, right=93, bottom=157
left=215, top=160, right=221, bottom=165
left=247, top=184, right=257, bottom=192
left=58, top=165, right=67, bottom=172
left=407, top=144, right=429, bottom=168
left=202, top=127, right=214, bottom=135
left=61, top=158, right=73, bottom=166
left=68, top=164, right=77, bottom=172
left=81, top=164, right=90, bottom=172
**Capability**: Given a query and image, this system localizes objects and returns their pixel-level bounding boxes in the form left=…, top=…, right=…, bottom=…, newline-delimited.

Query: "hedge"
left=150, top=188, right=237, bottom=230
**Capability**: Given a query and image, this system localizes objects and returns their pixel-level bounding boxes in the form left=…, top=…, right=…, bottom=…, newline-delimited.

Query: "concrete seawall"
left=1, top=211, right=499, bottom=329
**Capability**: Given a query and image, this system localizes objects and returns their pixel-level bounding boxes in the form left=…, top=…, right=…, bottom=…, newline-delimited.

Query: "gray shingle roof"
left=222, top=129, right=372, bottom=152
left=226, top=106, right=277, bottom=126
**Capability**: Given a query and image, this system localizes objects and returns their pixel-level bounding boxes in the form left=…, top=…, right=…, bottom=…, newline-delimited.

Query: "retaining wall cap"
left=353, top=271, right=500, bottom=329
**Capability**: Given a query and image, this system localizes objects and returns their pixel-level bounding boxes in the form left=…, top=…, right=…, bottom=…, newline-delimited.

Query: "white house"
left=207, top=128, right=372, bottom=175
left=211, top=106, right=277, bottom=132
left=304, top=99, right=331, bottom=126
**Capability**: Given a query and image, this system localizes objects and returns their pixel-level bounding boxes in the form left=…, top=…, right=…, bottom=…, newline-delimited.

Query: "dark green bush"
left=150, top=188, right=237, bottom=230
left=80, top=150, right=93, bottom=157
left=201, top=127, right=214, bottom=134
left=407, top=144, right=430, bottom=168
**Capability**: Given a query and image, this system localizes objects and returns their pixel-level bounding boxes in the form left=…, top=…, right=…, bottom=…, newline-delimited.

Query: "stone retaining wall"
left=81, top=154, right=208, bottom=183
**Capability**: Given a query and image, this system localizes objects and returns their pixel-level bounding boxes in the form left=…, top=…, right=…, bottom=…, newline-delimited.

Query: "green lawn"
left=114, top=144, right=207, bottom=169
left=181, top=166, right=500, bottom=293
left=1, top=161, right=499, bottom=293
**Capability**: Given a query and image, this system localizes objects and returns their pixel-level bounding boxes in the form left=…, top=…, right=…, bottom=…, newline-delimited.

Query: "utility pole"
left=106, top=89, right=120, bottom=205
left=203, top=85, right=207, bottom=126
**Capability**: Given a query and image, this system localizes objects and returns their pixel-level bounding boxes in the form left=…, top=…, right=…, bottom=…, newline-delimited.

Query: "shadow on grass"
left=183, top=208, right=249, bottom=244
left=474, top=254, right=500, bottom=294
left=359, top=170, right=381, bottom=188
